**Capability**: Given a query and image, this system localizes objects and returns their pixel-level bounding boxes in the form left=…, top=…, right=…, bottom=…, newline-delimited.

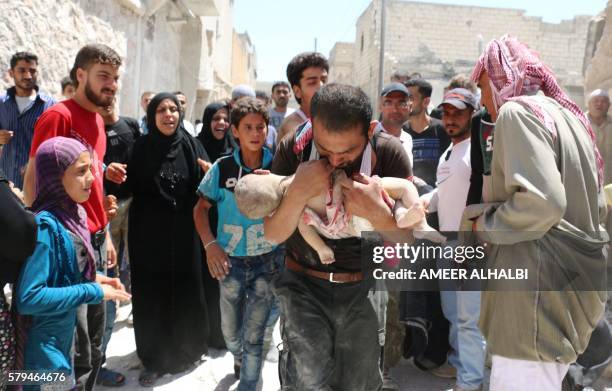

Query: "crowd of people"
left=0, top=34, right=610, bottom=391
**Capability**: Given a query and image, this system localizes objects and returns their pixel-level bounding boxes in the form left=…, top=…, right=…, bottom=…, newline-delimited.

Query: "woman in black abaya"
left=195, top=102, right=233, bottom=350
left=127, top=93, right=210, bottom=386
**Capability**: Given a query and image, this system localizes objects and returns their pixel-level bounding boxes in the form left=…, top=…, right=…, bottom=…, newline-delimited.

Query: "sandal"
left=96, top=368, right=126, bottom=387
left=138, top=369, right=159, bottom=387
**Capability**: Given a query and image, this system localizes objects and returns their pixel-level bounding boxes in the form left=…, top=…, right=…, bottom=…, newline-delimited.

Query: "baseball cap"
left=231, top=84, right=256, bottom=100
left=381, top=82, right=411, bottom=97
left=438, top=88, right=479, bottom=110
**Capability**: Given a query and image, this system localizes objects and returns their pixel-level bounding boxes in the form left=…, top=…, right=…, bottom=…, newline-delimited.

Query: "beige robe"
left=467, top=96, right=608, bottom=363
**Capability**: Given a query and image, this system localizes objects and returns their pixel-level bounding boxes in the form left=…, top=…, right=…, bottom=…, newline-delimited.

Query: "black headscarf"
left=196, top=101, right=231, bottom=162
left=132, top=92, right=209, bottom=202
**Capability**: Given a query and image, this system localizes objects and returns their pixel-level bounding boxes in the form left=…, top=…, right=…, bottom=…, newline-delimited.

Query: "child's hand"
left=205, top=243, right=231, bottom=280
left=100, top=283, right=131, bottom=302
left=197, top=158, right=212, bottom=174
left=318, top=247, right=335, bottom=264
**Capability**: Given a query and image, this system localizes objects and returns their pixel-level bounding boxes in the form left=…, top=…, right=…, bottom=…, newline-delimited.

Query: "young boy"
left=194, top=98, right=283, bottom=391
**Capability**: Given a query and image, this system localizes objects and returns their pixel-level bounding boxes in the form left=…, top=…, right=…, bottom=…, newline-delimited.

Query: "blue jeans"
left=220, top=247, right=284, bottom=391
left=440, top=289, right=485, bottom=389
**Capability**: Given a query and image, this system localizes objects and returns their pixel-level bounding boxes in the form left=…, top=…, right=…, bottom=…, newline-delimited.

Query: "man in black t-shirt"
left=404, top=78, right=451, bottom=188
left=99, top=103, right=140, bottom=386
left=265, top=84, right=411, bottom=390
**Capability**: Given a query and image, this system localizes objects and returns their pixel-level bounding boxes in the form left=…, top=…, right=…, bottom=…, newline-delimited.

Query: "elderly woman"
left=127, top=93, right=210, bottom=386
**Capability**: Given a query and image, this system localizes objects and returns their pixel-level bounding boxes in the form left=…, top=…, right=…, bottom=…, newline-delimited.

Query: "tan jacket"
left=468, top=96, right=608, bottom=363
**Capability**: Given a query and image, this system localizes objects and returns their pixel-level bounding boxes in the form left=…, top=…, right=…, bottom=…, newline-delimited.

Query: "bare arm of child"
left=298, top=219, right=335, bottom=264
left=194, top=197, right=231, bottom=280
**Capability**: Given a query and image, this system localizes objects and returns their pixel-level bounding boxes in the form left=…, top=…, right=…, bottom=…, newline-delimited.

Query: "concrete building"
left=231, top=31, right=257, bottom=87
left=331, top=0, right=592, bottom=108
left=0, top=0, right=257, bottom=122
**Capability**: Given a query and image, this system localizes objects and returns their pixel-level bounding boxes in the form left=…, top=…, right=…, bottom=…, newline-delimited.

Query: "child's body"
left=235, top=169, right=446, bottom=264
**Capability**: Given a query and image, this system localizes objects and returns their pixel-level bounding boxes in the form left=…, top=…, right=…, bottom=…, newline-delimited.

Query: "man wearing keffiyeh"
left=467, top=35, right=608, bottom=390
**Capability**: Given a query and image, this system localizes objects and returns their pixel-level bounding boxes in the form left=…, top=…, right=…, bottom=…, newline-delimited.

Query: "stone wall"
left=0, top=0, right=125, bottom=101
left=337, top=0, right=593, bottom=107
left=0, top=0, right=255, bottom=123
left=585, top=1, right=612, bottom=101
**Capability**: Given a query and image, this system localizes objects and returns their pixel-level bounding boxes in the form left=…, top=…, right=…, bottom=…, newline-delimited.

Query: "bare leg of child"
left=380, top=177, right=446, bottom=243
left=298, top=219, right=335, bottom=264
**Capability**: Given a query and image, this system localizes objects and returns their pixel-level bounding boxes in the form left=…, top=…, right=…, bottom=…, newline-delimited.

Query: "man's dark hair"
left=271, top=81, right=290, bottom=93
left=230, top=97, right=269, bottom=128
left=10, top=52, right=38, bottom=69
left=447, top=74, right=477, bottom=93
left=286, top=52, right=329, bottom=89
left=404, top=78, right=432, bottom=98
left=311, top=84, right=372, bottom=136
left=60, top=76, right=74, bottom=91
left=69, top=44, right=122, bottom=87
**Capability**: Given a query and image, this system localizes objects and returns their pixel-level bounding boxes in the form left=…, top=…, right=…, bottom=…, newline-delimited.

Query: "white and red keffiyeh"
left=471, top=35, right=604, bottom=187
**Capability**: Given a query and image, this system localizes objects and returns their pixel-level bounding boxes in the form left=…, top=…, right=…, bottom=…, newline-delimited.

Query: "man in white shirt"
left=174, top=91, right=197, bottom=137
left=423, top=88, right=485, bottom=391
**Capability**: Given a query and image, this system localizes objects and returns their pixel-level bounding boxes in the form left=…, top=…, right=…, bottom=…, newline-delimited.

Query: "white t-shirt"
left=375, top=122, right=413, bottom=168
left=423, top=138, right=471, bottom=231
left=183, top=120, right=197, bottom=137
left=15, top=94, right=36, bottom=114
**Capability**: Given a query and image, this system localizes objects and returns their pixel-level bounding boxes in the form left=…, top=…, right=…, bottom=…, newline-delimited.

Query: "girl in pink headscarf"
left=14, top=137, right=129, bottom=388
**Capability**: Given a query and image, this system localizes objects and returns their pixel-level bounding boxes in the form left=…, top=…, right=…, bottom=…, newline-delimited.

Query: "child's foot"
left=413, top=222, right=446, bottom=243
left=396, top=203, right=425, bottom=229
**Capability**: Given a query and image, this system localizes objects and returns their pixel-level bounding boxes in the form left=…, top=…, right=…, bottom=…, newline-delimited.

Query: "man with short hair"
left=276, top=52, right=328, bottom=143
left=0, top=51, right=55, bottom=189
left=422, top=88, right=485, bottom=391
left=139, top=91, right=154, bottom=134
left=23, top=44, right=124, bottom=391
left=377, top=82, right=413, bottom=165
left=404, top=78, right=450, bottom=188
left=269, top=81, right=295, bottom=130
left=174, top=91, right=196, bottom=137
left=61, top=76, right=76, bottom=99
left=266, top=83, right=412, bottom=390
left=470, top=35, right=607, bottom=390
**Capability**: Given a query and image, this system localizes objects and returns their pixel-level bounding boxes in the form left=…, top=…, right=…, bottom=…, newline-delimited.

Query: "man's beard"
left=85, top=80, right=114, bottom=107
left=409, top=106, right=422, bottom=117
left=275, top=98, right=288, bottom=108
left=449, top=123, right=470, bottom=140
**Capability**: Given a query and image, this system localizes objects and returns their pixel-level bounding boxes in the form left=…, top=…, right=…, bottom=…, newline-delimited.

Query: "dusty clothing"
left=472, top=96, right=608, bottom=363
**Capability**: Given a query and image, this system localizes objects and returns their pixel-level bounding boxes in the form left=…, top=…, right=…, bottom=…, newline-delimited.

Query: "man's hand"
left=106, top=232, right=118, bottom=268
left=341, top=173, right=393, bottom=227
left=205, top=243, right=231, bottom=280
left=289, top=160, right=333, bottom=202
left=104, top=195, right=118, bottom=220
left=0, top=130, right=13, bottom=145
left=106, top=163, right=127, bottom=184
left=197, top=158, right=212, bottom=174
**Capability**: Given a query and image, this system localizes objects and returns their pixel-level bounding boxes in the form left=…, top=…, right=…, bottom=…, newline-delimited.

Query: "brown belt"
left=285, top=257, right=363, bottom=283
